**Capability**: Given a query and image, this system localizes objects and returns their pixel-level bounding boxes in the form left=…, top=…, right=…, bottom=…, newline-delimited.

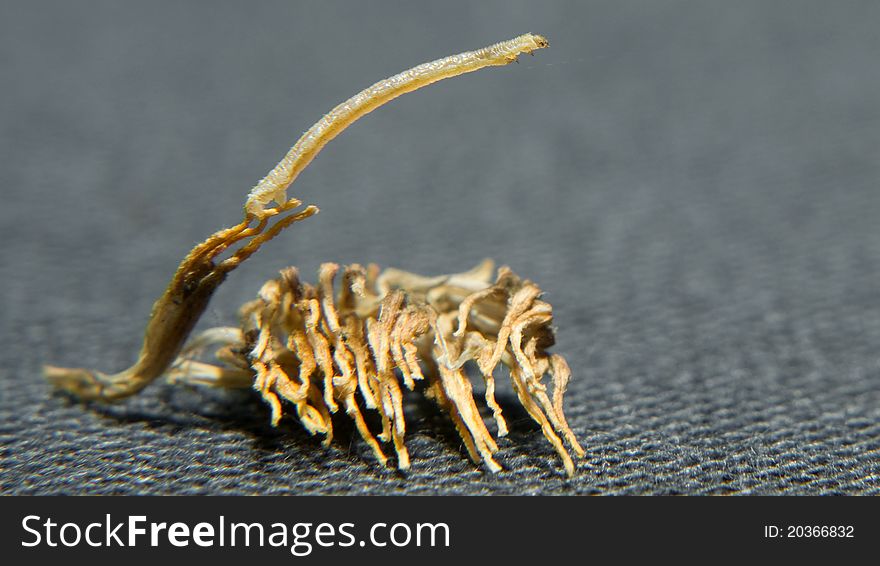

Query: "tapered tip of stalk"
left=530, top=33, right=549, bottom=49
left=44, top=365, right=104, bottom=400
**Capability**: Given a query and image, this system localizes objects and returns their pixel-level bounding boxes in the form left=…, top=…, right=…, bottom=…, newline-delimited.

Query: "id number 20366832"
left=764, top=525, right=854, bottom=538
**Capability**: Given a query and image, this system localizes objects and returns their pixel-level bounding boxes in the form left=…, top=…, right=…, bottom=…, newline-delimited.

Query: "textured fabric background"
left=1, top=1, right=878, bottom=495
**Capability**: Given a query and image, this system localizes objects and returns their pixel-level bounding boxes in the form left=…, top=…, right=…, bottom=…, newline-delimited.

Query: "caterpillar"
left=45, top=33, right=585, bottom=476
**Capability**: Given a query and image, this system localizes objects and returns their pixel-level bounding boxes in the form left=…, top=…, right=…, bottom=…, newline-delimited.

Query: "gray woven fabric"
left=2, top=0, right=879, bottom=495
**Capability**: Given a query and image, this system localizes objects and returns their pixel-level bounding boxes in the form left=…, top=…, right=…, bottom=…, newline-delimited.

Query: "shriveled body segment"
left=169, top=261, right=584, bottom=475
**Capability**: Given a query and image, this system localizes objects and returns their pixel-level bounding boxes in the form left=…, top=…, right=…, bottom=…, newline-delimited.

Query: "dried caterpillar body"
left=170, top=260, right=584, bottom=475
left=46, top=33, right=584, bottom=475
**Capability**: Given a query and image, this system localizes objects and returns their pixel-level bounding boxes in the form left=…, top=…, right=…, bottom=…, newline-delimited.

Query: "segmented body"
left=171, top=260, right=584, bottom=475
